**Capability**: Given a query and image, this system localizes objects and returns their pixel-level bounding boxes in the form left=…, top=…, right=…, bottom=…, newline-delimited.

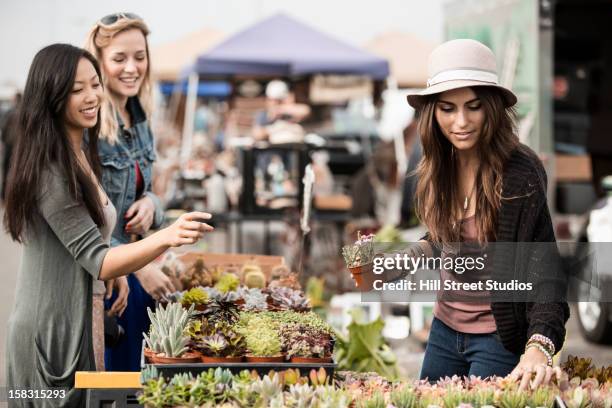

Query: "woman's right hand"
left=162, top=212, right=214, bottom=247
left=134, top=264, right=177, bottom=301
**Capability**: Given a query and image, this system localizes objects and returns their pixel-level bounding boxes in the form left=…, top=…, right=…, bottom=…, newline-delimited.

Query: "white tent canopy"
left=151, top=28, right=225, bottom=82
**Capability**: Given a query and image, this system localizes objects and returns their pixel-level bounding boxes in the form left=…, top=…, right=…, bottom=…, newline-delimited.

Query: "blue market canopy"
left=158, top=81, right=231, bottom=98
left=191, top=13, right=390, bottom=79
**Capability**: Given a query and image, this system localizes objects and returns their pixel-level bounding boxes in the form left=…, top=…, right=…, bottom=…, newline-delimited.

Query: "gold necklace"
left=463, top=182, right=476, bottom=212
left=453, top=181, right=476, bottom=231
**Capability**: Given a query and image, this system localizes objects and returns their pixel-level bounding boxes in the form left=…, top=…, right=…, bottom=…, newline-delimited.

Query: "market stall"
left=154, top=13, right=393, bottom=268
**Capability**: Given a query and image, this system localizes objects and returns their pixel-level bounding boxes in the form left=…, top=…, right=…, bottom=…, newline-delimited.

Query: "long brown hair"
left=84, top=16, right=152, bottom=143
left=3, top=44, right=106, bottom=243
left=414, top=86, right=519, bottom=244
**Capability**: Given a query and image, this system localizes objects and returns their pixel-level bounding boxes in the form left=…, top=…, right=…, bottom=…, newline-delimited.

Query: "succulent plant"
left=198, top=333, right=227, bottom=356
left=562, top=354, right=612, bottom=384
left=527, top=386, right=555, bottom=408
left=181, top=257, right=212, bottom=289
left=159, top=323, right=190, bottom=357
left=195, top=321, right=247, bottom=358
left=140, top=364, right=160, bottom=384
left=143, top=303, right=195, bottom=356
left=239, top=287, right=268, bottom=311
left=215, top=272, right=240, bottom=293
left=199, top=297, right=240, bottom=326
left=360, top=390, right=386, bottom=408
left=238, top=314, right=281, bottom=357
left=308, top=367, right=329, bottom=386
left=241, top=264, right=267, bottom=288
left=269, top=287, right=310, bottom=311
left=180, top=286, right=209, bottom=307
left=313, top=385, right=352, bottom=408
left=342, top=231, right=375, bottom=267
left=246, top=329, right=281, bottom=357
left=164, top=291, right=183, bottom=303
left=497, top=388, right=528, bottom=408
left=286, top=383, right=315, bottom=408
left=389, top=384, right=418, bottom=408
left=268, top=274, right=302, bottom=290
left=251, top=373, right=284, bottom=402
left=270, top=264, right=291, bottom=279
left=281, top=323, right=332, bottom=359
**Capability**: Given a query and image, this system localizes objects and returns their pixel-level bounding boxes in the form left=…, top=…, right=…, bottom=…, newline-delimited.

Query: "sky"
left=0, top=0, right=445, bottom=92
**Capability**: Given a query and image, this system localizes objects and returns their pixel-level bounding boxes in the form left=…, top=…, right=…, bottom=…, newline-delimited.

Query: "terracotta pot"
left=151, top=352, right=201, bottom=364
left=201, top=355, right=244, bottom=363
left=348, top=263, right=376, bottom=290
left=194, top=303, right=208, bottom=312
left=144, top=347, right=155, bottom=363
left=246, top=355, right=286, bottom=363
left=290, top=356, right=333, bottom=364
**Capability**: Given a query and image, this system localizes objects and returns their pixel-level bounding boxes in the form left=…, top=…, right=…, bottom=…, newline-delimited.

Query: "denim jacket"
left=97, top=97, right=164, bottom=247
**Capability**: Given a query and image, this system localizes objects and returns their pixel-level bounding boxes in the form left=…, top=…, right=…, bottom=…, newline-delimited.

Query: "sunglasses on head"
left=99, top=12, right=141, bottom=25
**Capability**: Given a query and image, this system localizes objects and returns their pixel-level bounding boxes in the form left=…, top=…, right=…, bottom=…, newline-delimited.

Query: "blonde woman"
left=85, top=13, right=175, bottom=371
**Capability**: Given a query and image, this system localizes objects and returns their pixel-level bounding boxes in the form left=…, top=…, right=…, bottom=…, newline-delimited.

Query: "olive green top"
left=6, top=167, right=115, bottom=407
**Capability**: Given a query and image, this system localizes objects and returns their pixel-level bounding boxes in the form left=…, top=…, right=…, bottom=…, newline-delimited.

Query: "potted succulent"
left=238, top=287, right=269, bottom=311
left=242, top=315, right=284, bottom=362
left=196, top=322, right=247, bottom=363
left=180, top=258, right=212, bottom=290
left=241, top=264, right=267, bottom=288
left=268, top=287, right=310, bottom=312
left=281, top=324, right=334, bottom=363
left=143, top=303, right=200, bottom=364
left=342, top=231, right=376, bottom=289
left=180, top=287, right=209, bottom=310
left=215, top=272, right=240, bottom=293
left=245, top=330, right=284, bottom=363
left=200, top=288, right=240, bottom=325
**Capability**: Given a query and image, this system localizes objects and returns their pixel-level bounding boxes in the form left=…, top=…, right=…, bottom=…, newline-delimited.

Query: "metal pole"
left=180, top=72, right=199, bottom=163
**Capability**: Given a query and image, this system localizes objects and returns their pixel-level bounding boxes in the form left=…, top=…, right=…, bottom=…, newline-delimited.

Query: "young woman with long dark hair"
left=4, top=43, right=212, bottom=407
left=404, top=39, right=569, bottom=389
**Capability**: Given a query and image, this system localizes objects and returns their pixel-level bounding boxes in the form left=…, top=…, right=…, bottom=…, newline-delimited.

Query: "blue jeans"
left=420, top=317, right=520, bottom=381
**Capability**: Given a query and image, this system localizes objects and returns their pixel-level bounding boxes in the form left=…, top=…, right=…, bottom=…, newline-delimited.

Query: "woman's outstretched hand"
left=508, top=347, right=563, bottom=391
left=162, top=212, right=214, bottom=247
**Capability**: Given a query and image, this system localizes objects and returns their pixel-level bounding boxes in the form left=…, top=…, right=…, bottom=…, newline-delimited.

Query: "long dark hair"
left=4, top=43, right=106, bottom=242
left=414, top=86, right=519, bottom=244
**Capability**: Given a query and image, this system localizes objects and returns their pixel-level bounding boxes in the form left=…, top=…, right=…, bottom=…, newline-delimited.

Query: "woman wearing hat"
left=405, top=39, right=569, bottom=389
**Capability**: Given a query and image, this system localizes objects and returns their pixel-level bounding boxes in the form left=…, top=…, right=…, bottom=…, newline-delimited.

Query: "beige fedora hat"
left=407, top=39, right=517, bottom=109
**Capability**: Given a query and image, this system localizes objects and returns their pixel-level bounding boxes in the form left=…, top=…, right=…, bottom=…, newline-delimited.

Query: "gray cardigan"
left=6, top=167, right=111, bottom=407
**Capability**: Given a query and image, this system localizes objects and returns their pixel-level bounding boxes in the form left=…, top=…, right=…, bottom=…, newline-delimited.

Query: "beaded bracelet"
left=526, top=339, right=554, bottom=358
left=526, top=340, right=554, bottom=362
left=525, top=342, right=553, bottom=367
left=528, top=334, right=555, bottom=355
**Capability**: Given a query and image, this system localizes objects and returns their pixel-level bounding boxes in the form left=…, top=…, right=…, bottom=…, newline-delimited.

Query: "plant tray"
left=141, top=342, right=336, bottom=378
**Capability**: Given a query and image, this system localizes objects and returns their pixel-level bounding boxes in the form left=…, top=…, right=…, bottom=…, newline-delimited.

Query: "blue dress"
left=98, top=97, right=164, bottom=371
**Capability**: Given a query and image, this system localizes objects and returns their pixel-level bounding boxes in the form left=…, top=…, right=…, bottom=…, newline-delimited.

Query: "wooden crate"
left=175, top=251, right=285, bottom=280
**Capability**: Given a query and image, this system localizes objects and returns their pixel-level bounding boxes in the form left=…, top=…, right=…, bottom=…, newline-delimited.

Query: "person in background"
left=85, top=12, right=175, bottom=371
left=4, top=43, right=212, bottom=407
left=252, top=79, right=311, bottom=141
left=1, top=92, right=22, bottom=201
left=400, top=112, right=422, bottom=227
left=350, top=141, right=402, bottom=226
